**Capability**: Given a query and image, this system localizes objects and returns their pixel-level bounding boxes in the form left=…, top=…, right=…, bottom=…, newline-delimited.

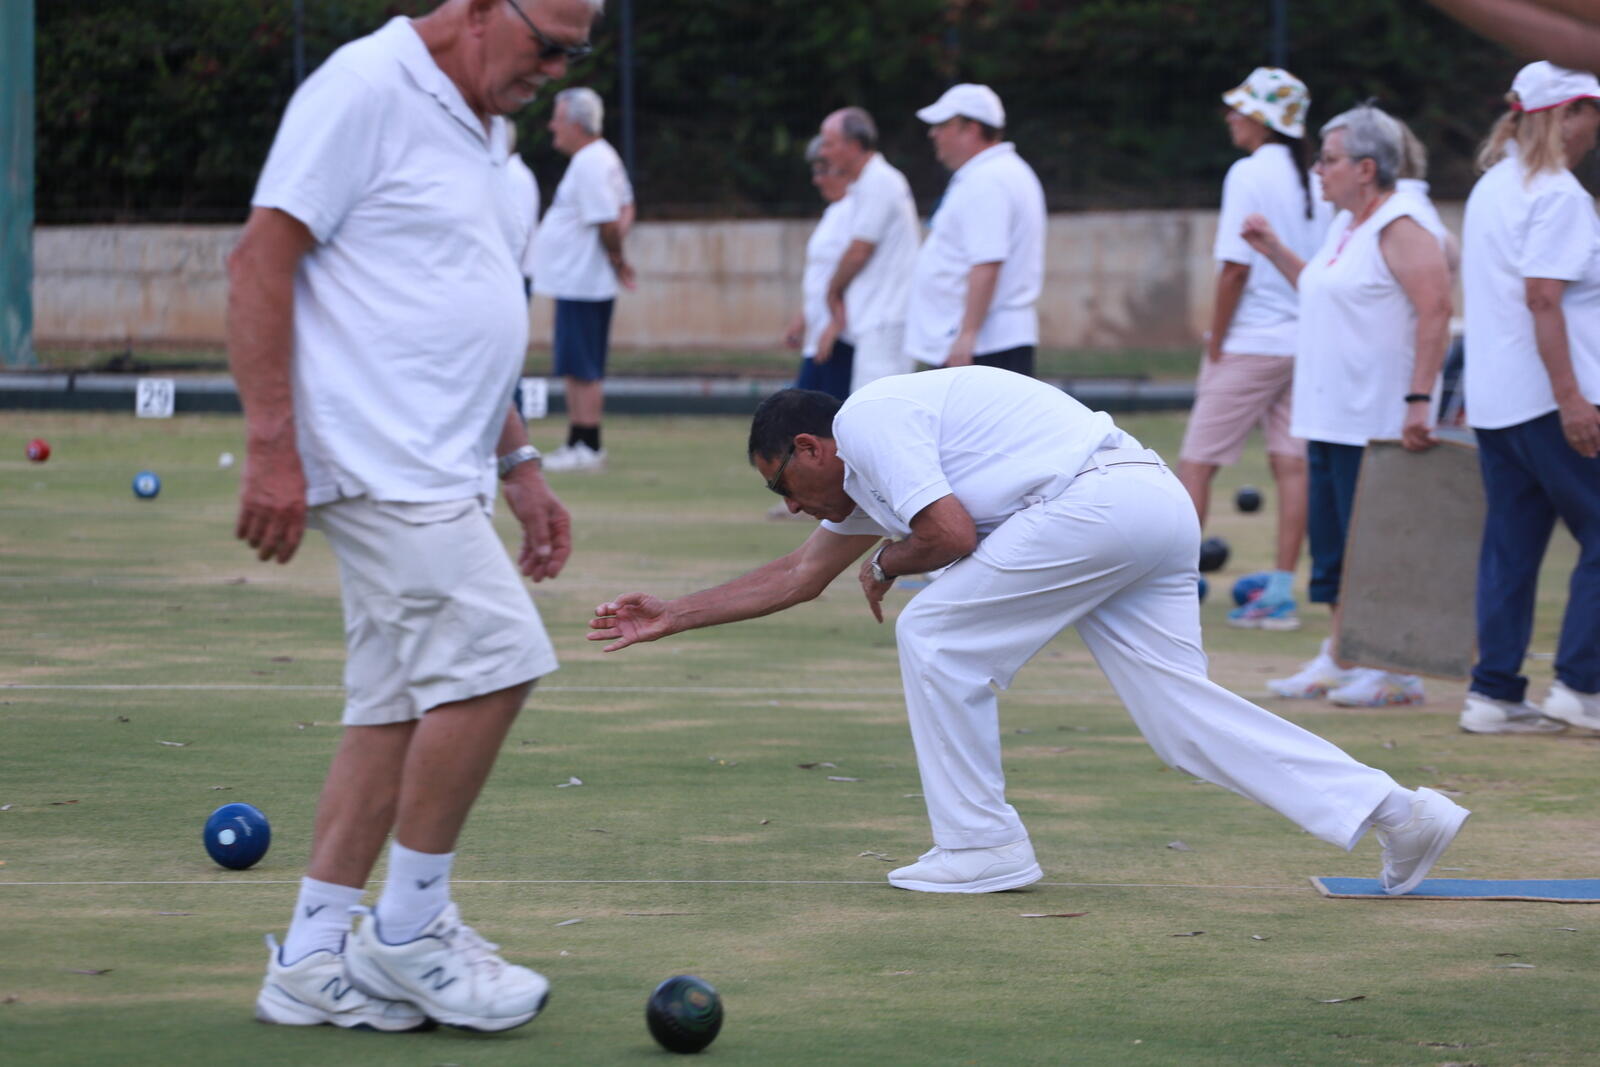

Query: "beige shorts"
left=310, top=497, right=559, bottom=726
left=1179, top=351, right=1305, bottom=465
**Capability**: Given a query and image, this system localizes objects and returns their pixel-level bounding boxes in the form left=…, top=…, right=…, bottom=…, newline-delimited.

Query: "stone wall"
left=31, top=205, right=1463, bottom=351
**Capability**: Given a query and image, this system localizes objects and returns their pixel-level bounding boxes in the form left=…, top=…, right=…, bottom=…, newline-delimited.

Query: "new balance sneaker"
left=1327, top=668, right=1426, bottom=707
left=886, top=839, right=1042, bottom=894
left=254, top=935, right=429, bottom=1032
left=344, top=904, right=549, bottom=1032
left=541, top=442, right=607, bottom=473
left=1541, top=681, right=1600, bottom=732
left=1376, top=787, right=1471, bottom=895
left=1227, top=597, right=1302, bottom=631
left=1458, top=691, right=1566, bottom=735
left=1266, top=649, right=1352, bottom=698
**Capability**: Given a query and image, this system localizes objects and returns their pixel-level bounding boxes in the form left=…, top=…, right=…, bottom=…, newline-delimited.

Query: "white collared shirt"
left=251, top=17, right=530, bottom=506
left=531, top=138, right=634, bottom=301
left=1462, top=145, right=1600, bottom=429
left=838, top=153, right=920, bottom=334
left=821, top=367, right=1131, bottom=540
left=905, top=142, right=1047, bottom=364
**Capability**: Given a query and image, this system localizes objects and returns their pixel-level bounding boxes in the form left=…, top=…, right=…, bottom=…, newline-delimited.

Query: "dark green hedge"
left=37, top=1, right=1537, bottom=223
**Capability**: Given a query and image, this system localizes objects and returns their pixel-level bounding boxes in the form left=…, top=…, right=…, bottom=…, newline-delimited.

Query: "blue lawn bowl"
left=132, top=470, right=162, bottom=499
left=203, top=803, right=271, bottom=870
left=1231, top=571, right=1272, bottom=606
left=1197, top=576, right=1209, bottom=602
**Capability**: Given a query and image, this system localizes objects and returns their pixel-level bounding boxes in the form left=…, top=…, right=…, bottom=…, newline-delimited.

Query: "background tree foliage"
left=36, top=0, right=1557, bottom=223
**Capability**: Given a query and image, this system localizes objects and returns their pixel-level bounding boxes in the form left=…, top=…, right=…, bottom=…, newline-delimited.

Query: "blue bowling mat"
left=1312, top=876, right=1600, bottom=902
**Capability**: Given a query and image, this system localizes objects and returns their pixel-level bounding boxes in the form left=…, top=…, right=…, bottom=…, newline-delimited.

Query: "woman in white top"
left=1241, top=105, right=1453, bottom=708
left=1456, top=62, right=1600, bottom=735
left=1179, top=67, right=1328, bottom=634
left=784, top=136, right=856, bottom=402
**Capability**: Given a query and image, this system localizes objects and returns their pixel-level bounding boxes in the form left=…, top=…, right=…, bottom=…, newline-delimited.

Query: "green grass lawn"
left=33, top=345, right=1201, bottom=382
left=2, top=412, right=1595, bottom=1066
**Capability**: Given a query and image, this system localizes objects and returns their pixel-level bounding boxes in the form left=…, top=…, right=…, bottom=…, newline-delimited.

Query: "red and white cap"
left=1510, top=61, right=1600, bottom=113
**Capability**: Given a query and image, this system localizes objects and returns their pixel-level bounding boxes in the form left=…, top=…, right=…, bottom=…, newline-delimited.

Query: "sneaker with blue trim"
left=1227, top=596, right=1302, bottom=631
left=1328, top=668, right=1426, bottom=707
left=254, top=935, right=429, bottom=1031
left=344, top=903, right=550, bottom=1032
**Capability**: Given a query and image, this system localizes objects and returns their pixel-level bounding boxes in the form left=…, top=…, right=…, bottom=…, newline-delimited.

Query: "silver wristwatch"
left=497, top=444, right=542, bottom=480
left=869, top=542, right=893, bottom=583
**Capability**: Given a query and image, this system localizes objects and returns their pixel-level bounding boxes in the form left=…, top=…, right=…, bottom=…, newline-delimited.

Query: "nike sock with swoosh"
left=281, top=876, right=365, bottom=964
left=374, top=841, right=454, bottom=943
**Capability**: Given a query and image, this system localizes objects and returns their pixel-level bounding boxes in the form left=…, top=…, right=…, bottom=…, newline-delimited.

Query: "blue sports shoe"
left=1226, top=596, right=1301, bottom=631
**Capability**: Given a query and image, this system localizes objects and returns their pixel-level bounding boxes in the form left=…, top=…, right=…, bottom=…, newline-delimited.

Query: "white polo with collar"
left=904, top=142, right=1046, bottom=364
left=251, top=17, right=530, bottom=507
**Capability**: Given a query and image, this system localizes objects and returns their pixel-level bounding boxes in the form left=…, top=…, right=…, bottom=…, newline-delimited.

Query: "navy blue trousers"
left=1472, top=410, right=1600, bottom=701
left=794, top=340, right=855, bottom=402
left=1306, top=440, right=1366, bottom=605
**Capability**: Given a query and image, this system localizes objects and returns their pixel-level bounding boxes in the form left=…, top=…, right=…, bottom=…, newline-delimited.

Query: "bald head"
left=817, top=107, right=877, bottom=180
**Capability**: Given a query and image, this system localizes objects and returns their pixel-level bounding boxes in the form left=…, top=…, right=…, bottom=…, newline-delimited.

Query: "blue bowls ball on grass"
left=1231, top=571, right=1272, bottom=606
left=203, top=803, right=271, bottom=870
left=132, top=471, right=162, bottom=499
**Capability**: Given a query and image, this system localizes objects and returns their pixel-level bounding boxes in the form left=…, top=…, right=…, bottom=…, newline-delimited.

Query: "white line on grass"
left=0, top=878, right=1303, bottom=891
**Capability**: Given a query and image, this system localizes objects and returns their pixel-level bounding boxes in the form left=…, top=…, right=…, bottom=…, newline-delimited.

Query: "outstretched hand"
left=589, top=593, right=674, bottom=651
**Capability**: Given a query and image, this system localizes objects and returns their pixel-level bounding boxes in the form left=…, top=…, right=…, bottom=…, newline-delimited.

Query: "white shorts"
left=310, top=497, right=559, bottom=726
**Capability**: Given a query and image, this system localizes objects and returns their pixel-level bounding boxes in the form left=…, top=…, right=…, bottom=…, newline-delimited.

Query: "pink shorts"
left=1179, top=351, right=1305, bottom=465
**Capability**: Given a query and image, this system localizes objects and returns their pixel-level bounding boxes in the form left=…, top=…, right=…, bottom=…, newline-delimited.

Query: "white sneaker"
left=1328, top=668, right=1426, bottom=707
left=1376, top=788, right=1471, bottom=895
left=344, top=904, right=549, bottom=1032
left=254, top=935, right=428, bottom=1031
left=886, top=839, right=1042, bottom=893
left=1266, top=651, right=1352, bottom=699
left=1458, top=692, right=1566, bottom=735
left=1541, top=681, right=1600, bottom=732
left=541, top=442, right=606, bottom=473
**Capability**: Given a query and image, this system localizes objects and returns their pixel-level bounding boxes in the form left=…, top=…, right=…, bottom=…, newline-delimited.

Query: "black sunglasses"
left=764, top=444, right=797, bottom=497
left=504, top=0, right=594, bottom=62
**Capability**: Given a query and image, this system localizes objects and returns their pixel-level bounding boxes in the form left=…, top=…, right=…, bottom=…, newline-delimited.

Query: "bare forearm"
left=874, top=535, right=967, bottom=578
left=1530, top=303, right=1583, bottom=401
left=1410, top=305, right=1452, bottom=396
left=227, top=260, right=298, bottom=447
left=1427, top=0, right=1600, bottom=67
left=1261, top=242, right=1304, bottom=288
left=664, top=555, right=829, bottom=634
left=1209, top=264, right=1249, bottom=346
left=598, top=220, right=629, bottom=271
left=826, top=242, right=874, bottom=305
left=960, top=262, right=1001, bottom=338
left=496, top=405, right=530, bottom=454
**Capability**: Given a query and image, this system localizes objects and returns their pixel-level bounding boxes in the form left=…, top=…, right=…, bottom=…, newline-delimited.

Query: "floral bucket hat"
left=1222, top=67, right=1310, bottom=139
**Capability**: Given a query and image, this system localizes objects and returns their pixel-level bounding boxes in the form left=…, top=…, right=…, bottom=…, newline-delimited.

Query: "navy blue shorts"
left=794, top=340, right=855, bottom=401
left=553, top=298, right=615, bottom=382
left=1306, top=440, right=1365, bottom=604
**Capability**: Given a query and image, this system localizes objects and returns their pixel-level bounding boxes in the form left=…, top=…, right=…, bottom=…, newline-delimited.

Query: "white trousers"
left=849, top=323, right=912, bottom=394
left=894, top=459, right=1396, bottom=852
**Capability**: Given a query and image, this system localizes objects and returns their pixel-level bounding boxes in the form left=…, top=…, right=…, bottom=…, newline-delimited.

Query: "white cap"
left=916, top=84, right=1005, bottom=128
left=1510, top=60, right=1600, bottom=113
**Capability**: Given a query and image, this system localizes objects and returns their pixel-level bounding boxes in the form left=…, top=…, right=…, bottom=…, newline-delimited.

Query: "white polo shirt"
left=905, top=143, right=1047, bottom=364
left=1292, top=194, right=1449, bottom=446
left=251, top=17, right=530, bottom=507
left=1213, top=143, right=1330, bottom=356
left=803, top=200, right=854, bottom=356
left=838, top=153, right=920, bottom=335
left=1462, top=145, right=1600, bottom=430
left=532, top=138, right=634, bottom=301
left=820, top=366, right=1133, bottom=540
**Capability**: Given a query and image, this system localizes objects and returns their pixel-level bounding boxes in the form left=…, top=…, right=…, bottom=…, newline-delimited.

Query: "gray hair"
left=837, top=107, right=877, bottom=151
left=804, top=134, right=825, bottom=165
left=1321, top=105, right=1402, bottom=189
left=556, top=86, right=604, bottom=135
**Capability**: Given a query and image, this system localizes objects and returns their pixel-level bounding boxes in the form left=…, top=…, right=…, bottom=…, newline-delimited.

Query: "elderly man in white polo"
left=906, top=84, right=1047, bottom=378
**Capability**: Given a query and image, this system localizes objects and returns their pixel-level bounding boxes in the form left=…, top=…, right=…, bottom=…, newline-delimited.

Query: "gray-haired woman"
left=1241, top=105, right=1454, bottom=708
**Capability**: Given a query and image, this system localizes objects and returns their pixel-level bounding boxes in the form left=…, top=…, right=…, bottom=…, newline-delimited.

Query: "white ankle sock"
left=374, top=841, right=453, bottom=943
left=281, top=876, right=364, bottom=964
left=1372, top=788, right=1416, bottom=831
